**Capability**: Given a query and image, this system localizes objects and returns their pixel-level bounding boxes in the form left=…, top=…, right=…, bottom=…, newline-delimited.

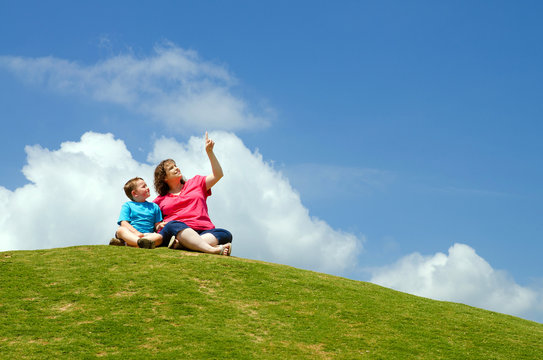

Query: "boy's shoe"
left=109, top=238, right=125, bottom=246
left=137, top=238, right=155, bottom=249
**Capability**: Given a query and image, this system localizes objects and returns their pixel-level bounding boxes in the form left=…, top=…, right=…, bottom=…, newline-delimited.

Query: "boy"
left=110, top=177, right=163, bottom=249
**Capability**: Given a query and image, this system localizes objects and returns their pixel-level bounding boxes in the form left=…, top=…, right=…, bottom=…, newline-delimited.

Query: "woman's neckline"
left=168, top=182, right=184, bottom=196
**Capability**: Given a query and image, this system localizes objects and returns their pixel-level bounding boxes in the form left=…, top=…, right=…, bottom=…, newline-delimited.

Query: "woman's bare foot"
left=216, top=243, right=231, bottom=256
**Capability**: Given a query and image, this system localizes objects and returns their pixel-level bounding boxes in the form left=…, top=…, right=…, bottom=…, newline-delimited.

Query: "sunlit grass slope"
left=1, top=246, right=541, bottom=359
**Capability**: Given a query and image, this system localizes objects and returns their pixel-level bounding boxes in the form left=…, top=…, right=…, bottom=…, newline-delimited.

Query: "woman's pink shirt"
left=153, top=175, right=215, bottom=230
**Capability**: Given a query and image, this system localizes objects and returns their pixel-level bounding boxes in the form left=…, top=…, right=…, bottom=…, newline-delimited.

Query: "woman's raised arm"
left=204, top=131, right=223, bottom=190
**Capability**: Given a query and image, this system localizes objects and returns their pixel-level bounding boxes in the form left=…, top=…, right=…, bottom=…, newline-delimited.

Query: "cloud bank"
left=370, top=243, right=543, bottom=321
left=0, top=43, right=268, bottom=132
left=0, top=132, right=362, bottom=276
left=1, top=134, right=541, bottom=322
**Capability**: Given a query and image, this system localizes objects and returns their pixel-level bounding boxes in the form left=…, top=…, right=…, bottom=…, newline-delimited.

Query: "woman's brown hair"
left=154, top=159, right=186, bottom=196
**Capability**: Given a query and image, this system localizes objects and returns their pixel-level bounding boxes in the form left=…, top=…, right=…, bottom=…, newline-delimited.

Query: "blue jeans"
left=158, top=220, right=233, bottom=247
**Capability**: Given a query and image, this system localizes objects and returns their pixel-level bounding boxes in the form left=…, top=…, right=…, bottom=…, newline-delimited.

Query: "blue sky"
left=1, top=1, right=542, bottom=322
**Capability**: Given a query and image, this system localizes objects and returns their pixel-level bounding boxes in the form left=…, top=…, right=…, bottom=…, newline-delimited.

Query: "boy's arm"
left=153, top=204, right=165, bottom=232
left=120, top=220, right=143, bottom=236
left=204, top=131, right=223, bottom=190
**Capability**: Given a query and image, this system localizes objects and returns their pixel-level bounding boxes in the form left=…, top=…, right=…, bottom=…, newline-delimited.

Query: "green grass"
left=0, top=246, right=541, bottom=359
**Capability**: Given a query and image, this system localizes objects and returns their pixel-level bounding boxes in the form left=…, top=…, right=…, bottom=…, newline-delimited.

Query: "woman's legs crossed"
left=176, top=228, right=227, bottom=254
left=161, top=221, right=231, bottom=254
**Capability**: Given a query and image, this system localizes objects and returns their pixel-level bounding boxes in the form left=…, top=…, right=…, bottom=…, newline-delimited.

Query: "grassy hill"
left=0, top=246, right=541, bottom=359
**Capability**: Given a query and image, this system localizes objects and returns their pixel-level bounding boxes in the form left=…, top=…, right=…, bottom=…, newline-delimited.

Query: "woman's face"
left=164, top=161, right=182, bottom=181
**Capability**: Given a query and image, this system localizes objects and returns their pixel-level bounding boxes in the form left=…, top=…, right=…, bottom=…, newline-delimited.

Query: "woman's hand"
left=205, top=131, right=215, bottom=153
left=156, top=221, right=166, bottom=232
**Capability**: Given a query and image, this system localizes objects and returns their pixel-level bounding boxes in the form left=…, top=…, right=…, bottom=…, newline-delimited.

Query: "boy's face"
left=132, top=179, right=151, bottom=201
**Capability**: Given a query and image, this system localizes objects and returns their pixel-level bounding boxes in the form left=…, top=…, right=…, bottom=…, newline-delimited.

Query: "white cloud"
left=0, top=132, right=363, bottom=276
left=0, top=43, right=268, bottom=132
left=370, top=243, right=543, bottom=321
left=0, top=132, right=152, bottom=251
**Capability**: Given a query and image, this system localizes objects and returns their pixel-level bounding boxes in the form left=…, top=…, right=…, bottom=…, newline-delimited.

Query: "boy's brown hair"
left=124, top=177, right=143, bottom=201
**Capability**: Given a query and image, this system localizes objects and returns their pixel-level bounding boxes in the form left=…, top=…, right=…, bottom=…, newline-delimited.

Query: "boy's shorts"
left=158, top=220, right=232, bottom=247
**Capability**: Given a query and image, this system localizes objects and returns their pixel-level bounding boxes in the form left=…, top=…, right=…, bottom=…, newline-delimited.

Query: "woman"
left=153, top=132, right=232, bottom=255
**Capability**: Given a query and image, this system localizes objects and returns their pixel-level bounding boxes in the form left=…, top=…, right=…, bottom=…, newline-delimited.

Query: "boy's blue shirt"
left=117, top=201, right=162, bottom=234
